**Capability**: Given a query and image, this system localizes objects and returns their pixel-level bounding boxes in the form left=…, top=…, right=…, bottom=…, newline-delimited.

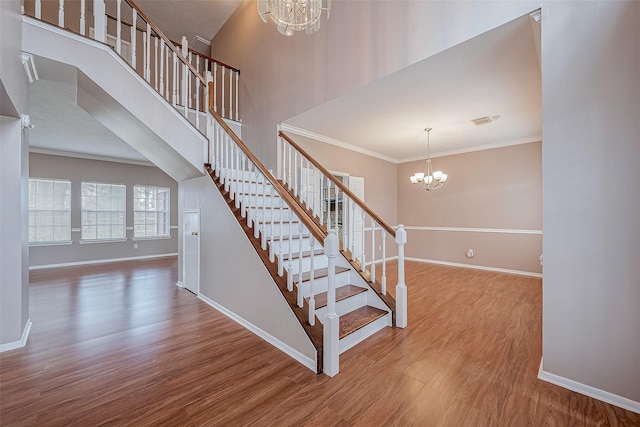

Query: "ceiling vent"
left=472, top=115, right=500, bottom=126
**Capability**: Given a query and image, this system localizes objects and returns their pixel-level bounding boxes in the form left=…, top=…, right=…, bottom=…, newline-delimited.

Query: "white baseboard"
left=29, top=253, right=178, bottom=270
left=538, top=358, right=640, bottom=414
left=176, top=281, right=185, bottom=288
left=198, top=294, right=317, bottom=373
left=0, top=319, right=32, bottom=353
left=405, top=257, right=542, bottom=278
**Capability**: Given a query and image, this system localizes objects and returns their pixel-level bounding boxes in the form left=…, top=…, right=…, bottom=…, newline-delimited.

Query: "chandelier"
left=258, top=0, right=331, bottom=36
left=410, top=128, right=448, bottom=191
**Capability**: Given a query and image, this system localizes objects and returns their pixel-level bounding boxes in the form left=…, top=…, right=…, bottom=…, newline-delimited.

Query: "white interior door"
left=348, top=176, right=365, bottom=261
left=183, top=210, right=200, bottom=294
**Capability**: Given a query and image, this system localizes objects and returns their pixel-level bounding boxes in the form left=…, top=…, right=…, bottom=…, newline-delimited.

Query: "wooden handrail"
left=172, top=41, right=240, bottom=74
left=122, top=0, right=205, bottom=84
left=279, top=131, right=396, bottom=238
left=209, top=84, right=326, bottom=244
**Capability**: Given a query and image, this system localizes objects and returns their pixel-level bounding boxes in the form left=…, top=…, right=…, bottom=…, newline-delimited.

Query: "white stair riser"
left=313, top=291, right=368, bottom=323
left=338, top=313, right=392, bottom=354
left=295, top=271, right=351, bottom=297
left=281, top=255, right=329, bottom=275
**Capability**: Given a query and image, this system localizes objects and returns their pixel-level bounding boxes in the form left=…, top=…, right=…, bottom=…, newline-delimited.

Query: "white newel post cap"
left=325, top=229, right=339, bottom=256
left=395, top=224, right=407, bottom=245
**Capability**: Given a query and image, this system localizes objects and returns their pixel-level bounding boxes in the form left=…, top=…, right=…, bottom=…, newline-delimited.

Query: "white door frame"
left=183, top=209, right=200, bottom=295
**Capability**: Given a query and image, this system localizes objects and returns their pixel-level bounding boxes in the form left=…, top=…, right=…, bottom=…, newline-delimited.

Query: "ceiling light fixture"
left=258, top=0, right=331, bottom=36
left=410, top=128, right=447, bottom=191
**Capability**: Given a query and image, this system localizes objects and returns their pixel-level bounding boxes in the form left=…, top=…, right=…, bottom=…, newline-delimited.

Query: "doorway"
left=183, top=209, right=200, bottom=294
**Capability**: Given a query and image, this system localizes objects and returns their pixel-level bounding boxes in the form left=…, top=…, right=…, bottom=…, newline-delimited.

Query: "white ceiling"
left=27, top=6, right=541, bottom=167
left=284, top=13, right=542, bottom=162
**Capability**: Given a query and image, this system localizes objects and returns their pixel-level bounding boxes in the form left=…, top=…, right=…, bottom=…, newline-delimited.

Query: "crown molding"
left=279, top=123, right=400, bottom=164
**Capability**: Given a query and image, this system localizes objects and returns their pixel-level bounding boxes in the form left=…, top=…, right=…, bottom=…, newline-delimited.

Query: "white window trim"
left=81, top=181, right=127, bottom=241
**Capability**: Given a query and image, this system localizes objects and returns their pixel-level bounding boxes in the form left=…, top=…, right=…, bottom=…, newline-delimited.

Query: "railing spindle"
left=116, top=0, right=121, bottom=53
left=221, top=66, right=226, bottom=118
left=396, top=225, right=407, bottom=328
left=35, top=0, right=41, bottom=19
left=326, top=179, right=332, bottom=231
left=235, top=71, right=239, bottom=121
left=370, top=218, right=376, bottom=282
left=131, top=10, right=137, bottom=67
left=381, top=231, right=387, bottom=295
left=58, top=0, right=64, bottom=28
left=308, top=235, right=316, bottom=326
left=360, top=209, right=365, bottom=271
left=80, top=0, right=86, bottom=35
left=297, top=222, right=304, bottom=308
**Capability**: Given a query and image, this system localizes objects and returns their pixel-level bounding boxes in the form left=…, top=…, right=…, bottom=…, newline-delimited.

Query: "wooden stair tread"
left=293, top=266, right=350, bottom=283
left=309, top=284, right=367, bottom=309
left=281, top=249, right=324, bottom=261
left=339, top=306, right=388, bottom=340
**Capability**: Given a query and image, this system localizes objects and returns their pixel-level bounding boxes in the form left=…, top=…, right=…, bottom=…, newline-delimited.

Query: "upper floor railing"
left=24, top=0, right=240, bottom=128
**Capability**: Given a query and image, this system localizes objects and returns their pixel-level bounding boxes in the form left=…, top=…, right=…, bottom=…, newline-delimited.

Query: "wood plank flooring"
left=1, top=258, right=638, bottom=426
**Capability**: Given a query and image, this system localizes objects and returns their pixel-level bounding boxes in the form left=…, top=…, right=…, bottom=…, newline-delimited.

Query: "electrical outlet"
left=466, top=249, right=474, bottom=258
left=134, top=243, right=138, bottom=249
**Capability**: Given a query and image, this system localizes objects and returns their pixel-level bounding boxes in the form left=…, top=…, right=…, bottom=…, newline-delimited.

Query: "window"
left=81, top=182, right=126, bottom=240
left=28, top=178, right=71, bottom=244
left=133, top=185, right=170, bottom=238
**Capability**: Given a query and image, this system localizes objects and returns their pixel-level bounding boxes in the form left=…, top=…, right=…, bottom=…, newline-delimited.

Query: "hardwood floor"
left=1, top=258, right=638, bottom=426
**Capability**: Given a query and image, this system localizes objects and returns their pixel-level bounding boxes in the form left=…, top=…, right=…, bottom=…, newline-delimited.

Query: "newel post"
left=93, top=0, right=106, bottom=42
left=323, top=230, right=339, bottom=377
left=395, top=225, right=407, bottom=328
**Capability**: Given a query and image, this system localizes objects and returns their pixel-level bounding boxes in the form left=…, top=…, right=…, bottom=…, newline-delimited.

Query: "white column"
left=395, top=225, right=407, bottom=328
left=323, top=230, right=340, bottom=377
left=93, top=0, right=106, bottom=43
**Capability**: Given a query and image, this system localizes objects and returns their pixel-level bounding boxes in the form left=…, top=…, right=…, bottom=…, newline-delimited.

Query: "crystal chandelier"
left=410, top=128, right=448, bottom=191
left=258, top=0, right=331, bottom=36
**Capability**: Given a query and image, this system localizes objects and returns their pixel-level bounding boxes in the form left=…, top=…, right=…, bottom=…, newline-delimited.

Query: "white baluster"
left=308, top=235, right=316, bottom=326
left=254, top=168, right=260, bottom=239
left=35, top=0, right=41, bottom=19
left=370, top=219, right=376, bottom=282
left=381, top=231, right=387, bottom=295
left=395, top=225, right=407, bottom=328
left=165, top=45, right=170, bottom=100
left=342, top=196, right=348, bottom=250
left=116, top=0, right=122, bottom=54
left=319, top=174, right=324, bottom=226
left=287, top=210, right=294, bottom=291
left=323, top=230, right=339, bottom=377
left=297, top=222, right=304, bottom=308
left=146, top=24, right=151, bottom=82
left=221, top=66, right=226, bottom=118
left=172, top=51, right=177, bottom=105
left=181, top=37, right=188, bottom=116
left=154, top=36, right=158, bottom=91
left=350, top=201, right=356, bottom=260
left=281, top=137, right=287, bottom=186
left=269, top=184, right=275, bottom=257
left=143, top=29, right=147, bottom=80
left=213, top=63, right=218, bottom=113
left=241, top=155, right=247, bottom=219
left=188, top=55, right=193, bottom=110
left=273, top=190, right=281, bottom=265
left=131, top=11, right=137, bottom=67
left=287, top=143, right=292, bottom=190
left=235, top=71, right=239, bottom=121
left=80, top=0, right=86, bottom=35
left=58, top=0, right=64, bottom=28
left=360, top=210, right=365, bottom=271
left=261, top=179, right=268, bottom=250
left=293, top=150, right=298, bottom=198
left=305, top=160, right=310, bottom=209
left=334, top=184, right=339, bottom=237
left=229, top=67, right=233, bottom=119
left=326, top=180, right=332, bottom=231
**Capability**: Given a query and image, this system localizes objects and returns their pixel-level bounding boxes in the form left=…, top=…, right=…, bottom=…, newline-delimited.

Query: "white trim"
left=405, top=257, right=542, bottom=278
left=198, top=294, right=317, bottom=372
left=0, top=319, right=32, bottom=353
left=404, top=226, right=542, bottom=235
left=538, top=358, right=640, bottom=414
left=170, top=225, right=178, bottom=230
left=132, top=236, right=172, bottom=241
left=29, top=252, right=178, bottom=270
left=397, top=135, right=542, bottom=162
left=29, top=241, right=73, bottom=247
left=79, top=238, right=128, bottom=244
left=366, top=256, right=399, bottom=266
left=176, top=281, right=185, bottom=288
left=29, top=147, right=154, bottom=167
left=280, top=123, right=399, bottom=164
left=280, top=123, right=542, bottom=164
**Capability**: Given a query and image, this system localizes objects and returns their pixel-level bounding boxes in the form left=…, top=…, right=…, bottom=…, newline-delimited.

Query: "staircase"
left=22, top=0, right=408, bottom=377
left=208, top=166, right=393, bottom=358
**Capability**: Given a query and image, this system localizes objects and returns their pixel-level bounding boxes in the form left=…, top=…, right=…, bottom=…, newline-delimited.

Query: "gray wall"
left=212, top=0, right=640, bottom=405
left=1, top=0, right=30, bottom=347
left=29, top=153, right=178, bottom=267
left=179, top=176, right=316, bottom=365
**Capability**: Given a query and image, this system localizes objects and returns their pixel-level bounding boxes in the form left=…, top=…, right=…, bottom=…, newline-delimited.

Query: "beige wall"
left=398, top=142, right=542, bottom=274
left=29, top=153, right=178, bottom=267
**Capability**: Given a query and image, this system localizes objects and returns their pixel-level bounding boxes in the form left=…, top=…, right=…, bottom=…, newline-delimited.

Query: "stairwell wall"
left=178, top=176, right=317, bottom=368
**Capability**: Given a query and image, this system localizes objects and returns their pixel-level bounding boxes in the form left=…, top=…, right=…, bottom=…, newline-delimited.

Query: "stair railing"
left=278, top=131, right=408, bottom=328
left=208, top=87, right=341, bottom=375
left=25, top=0, right=239, bottom=130
left=172, top=41, right=240, bottom=122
